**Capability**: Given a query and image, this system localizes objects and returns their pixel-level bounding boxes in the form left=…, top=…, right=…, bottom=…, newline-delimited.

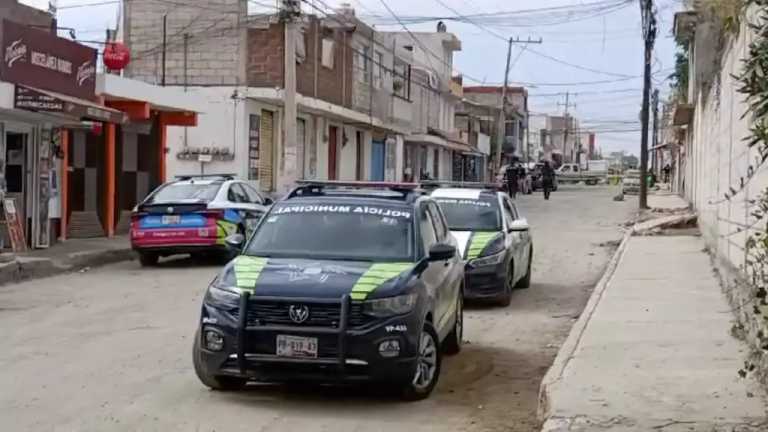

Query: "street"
left=0, top=186, right=634, bottom=432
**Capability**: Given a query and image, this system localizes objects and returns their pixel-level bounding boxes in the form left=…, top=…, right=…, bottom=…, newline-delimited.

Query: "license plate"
left=161, top=215, right=181, bottom=225
left=276, top=335, right=318, bottom=358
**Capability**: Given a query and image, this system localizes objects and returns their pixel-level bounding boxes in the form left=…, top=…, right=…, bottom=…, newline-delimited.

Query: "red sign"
left=3, top=198, right=26, bottom=252
left=103, top=42, right=130, bottom=71
left=0, top=19, right=97, bottom=101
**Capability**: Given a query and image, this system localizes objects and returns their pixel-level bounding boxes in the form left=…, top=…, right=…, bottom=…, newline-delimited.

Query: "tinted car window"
left=228, top=184, right=248, bottom=203
left=146, top=182, right=220, bottom=203
left=502, top=198, right=515, bottom=227
left=242, top=184, right=263, bottom=204
left=433, top=196, right=502, bottom=231
left=419, top=205, right=438, bottom=254
left=246, top=201, right=414, bottom=261
left=426, top=202, right=448, bottom=242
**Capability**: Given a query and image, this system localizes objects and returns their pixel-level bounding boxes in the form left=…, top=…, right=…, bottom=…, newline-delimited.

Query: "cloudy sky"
left=21, top=0, right=679, bottom=156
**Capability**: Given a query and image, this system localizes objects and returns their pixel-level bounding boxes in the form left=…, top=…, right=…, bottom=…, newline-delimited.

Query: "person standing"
left=505, top=163, right=519, bottom=198
left=542, top=160, right=555, bottom=200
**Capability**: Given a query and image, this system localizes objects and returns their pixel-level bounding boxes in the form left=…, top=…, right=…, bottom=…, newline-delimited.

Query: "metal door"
left=371, top=140, right=385, bottom=181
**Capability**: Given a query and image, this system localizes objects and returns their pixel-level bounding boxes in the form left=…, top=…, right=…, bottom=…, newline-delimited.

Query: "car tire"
left=497, top=263, right=514, bottom=307
left=400, top=322, right=442, bottom=401
left=516, top=247, right=533, bottom=289
left=192, top=330, right=248, bottom=391
left=444, top=293, right=463, bottom=355
left=138, top=252, right=159, bottom=267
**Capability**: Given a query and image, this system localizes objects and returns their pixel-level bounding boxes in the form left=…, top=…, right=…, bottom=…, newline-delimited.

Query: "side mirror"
left=428, top=243, right=456, bottom=261
left=225, top=233, right=245, bottom=250
left=263, top=197, right=274, bottom=206
left=508, top=218, right=530, bottom=232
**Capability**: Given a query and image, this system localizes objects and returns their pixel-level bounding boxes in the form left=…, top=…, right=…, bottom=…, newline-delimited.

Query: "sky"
left=20, top=0, right=680, bottom=156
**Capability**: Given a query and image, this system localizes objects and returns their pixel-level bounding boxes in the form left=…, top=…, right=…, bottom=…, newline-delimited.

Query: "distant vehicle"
left=130, top=174, right=272, bottom=266
left=530, top=162, right=559, bottom=192
left=496, top=164, right=532, bottom=195
left=428, top=183, right=533, bottom=306
left=556, top=162, right=607, bottom=186
left=623, top=169, right=641, bottom=194
left=193, top=181, right=465, bottom=400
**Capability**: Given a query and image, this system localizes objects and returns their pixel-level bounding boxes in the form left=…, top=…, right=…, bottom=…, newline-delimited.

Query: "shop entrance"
left=5, top=132, right=28, bottom=244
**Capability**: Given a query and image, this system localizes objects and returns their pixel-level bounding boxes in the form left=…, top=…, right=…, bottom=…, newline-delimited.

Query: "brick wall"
left=123, top=0, right=245, bottom=86
left=246, top=23, right=284, bottom=87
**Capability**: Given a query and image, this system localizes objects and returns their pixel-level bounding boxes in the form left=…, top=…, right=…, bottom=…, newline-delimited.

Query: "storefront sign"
left=2, top=198, right=26, bottom=252
left=14, top=86, right=127, bottom=124
left=1, top=19, right=97, bottom=101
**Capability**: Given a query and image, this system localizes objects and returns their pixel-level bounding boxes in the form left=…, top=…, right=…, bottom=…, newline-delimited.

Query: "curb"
left=536, top=229, right=633, bottom=426
left=0, top=248, right=135, bottom=287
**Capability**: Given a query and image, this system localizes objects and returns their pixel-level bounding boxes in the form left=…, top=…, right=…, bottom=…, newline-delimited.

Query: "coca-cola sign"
left=0, top=19, right=97, bottom=101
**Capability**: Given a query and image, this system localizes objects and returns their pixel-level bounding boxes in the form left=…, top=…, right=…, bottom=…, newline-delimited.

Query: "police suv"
left=193, top=181, right=465, bottom=400
left=426, top=182, right=533, bottom=306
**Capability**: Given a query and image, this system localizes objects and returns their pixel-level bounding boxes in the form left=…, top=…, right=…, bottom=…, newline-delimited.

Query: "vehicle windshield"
left=245, top=202, right=415, bottom=261
left=146, top=182, right=220, bottom=203
left=434, top=196, right=501, bottom=231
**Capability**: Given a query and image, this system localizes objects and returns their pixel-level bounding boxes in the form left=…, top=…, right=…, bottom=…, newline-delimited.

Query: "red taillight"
left=198, top=209, right=225, bottom=225
left=130, top=212, right=146, bottom=229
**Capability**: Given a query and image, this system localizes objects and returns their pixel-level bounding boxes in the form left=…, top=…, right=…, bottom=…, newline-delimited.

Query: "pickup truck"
left=556, top=163, right=607, bottom=186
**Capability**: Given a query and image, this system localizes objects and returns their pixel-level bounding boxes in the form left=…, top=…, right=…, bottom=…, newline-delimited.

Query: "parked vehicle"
left=193, top=181, right=465, bottom=400
left=556, top=163, right=607, bottom=185
left=130, top=174, right=272, bottom=266
left=429, top=183, right=533, bottom=306
left=530, top=162, right=559, bottom=192
left=496, top=164, right=532, bottom=195
left=623, top=169, right=641, bottom=194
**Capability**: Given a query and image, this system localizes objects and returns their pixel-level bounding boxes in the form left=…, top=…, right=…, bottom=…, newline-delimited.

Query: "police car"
left=426, top=182, right=533, bottom=306
left=193, top=181, right=465, bottom=400
left=130, top=174, right=272, bottom=266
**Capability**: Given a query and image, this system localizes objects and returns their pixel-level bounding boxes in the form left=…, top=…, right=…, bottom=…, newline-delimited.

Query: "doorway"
left=5, top=132, right=27, bottom=244
left=371, top=140, right=385, bottom=181
left=328, top=125, right=338, bottom=180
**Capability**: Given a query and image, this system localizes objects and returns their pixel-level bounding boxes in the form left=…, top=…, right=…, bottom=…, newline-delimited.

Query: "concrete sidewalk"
left=539, top=235, right=767, bottom=431
left=0, top=236, right=133, bottom=286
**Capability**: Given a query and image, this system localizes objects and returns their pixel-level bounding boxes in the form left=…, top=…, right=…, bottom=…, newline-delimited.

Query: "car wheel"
left=497, top=263, right=514, bottom=307
left=400, top=322, right=442, bottom=401
left=138, top=252, right=159, bottom=267
left=516, top=247, right=532, bottom=289
left=192, top=330, right=248, bottom=391
left=443, top=293, right=463, bottom=355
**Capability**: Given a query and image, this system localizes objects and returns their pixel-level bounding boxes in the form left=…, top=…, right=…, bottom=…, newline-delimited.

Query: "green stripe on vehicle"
left=233, top=256, right=268, bottom=292
left=216, top=220, right=238, bottom=245
left=350, top=262, right=414, bottom=301
left=466, top=232, right=498, bottom=260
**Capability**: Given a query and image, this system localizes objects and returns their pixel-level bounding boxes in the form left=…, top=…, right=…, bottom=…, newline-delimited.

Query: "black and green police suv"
left=193, top=181, right=465, bottom=400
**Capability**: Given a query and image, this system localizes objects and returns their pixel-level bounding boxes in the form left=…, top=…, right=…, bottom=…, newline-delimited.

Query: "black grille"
left=231, top=300, right=373, bottom=328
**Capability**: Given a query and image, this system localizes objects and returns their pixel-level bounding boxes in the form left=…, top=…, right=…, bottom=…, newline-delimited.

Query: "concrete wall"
left=1, top=0, right=52, bottom=28
left=123, top=0, right=246, bottom=85
left=682, top=6, right=768, bottom=385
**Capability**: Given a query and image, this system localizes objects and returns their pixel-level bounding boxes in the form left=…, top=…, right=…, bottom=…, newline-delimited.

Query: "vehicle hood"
left=449, top=230, right=501, bottom=260
left=217, top=256, right=416, bottom=300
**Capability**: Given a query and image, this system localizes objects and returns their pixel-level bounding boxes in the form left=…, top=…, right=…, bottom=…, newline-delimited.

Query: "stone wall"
left=123, top=0, right=246, bottom=86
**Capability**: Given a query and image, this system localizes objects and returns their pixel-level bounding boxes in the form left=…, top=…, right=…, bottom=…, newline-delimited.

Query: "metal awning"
left=14, top=85, right=127, bottom=124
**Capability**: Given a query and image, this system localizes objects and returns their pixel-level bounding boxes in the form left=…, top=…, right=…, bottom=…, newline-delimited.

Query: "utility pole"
left=495, top=36, right=542, bottom=172
left=279, top=0, right=300, bottom=194
left=639, top=0, right=657, bottom=209
left=161, top=15, right=167, bottom=87
left=651, top=88, right=659, bottom=175
left=558, top=92, right=576, bottom=163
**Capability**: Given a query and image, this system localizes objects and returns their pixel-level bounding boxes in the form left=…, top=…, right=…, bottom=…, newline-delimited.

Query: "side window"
left=242, top=184, right=263, bottom=204
left=419, top=205, right=438, bottom=254
left=501, top=198, right=515, bottom=228
left=228, top=184, right=248, bottom=203
left=427, top=202, right=448, bottom=242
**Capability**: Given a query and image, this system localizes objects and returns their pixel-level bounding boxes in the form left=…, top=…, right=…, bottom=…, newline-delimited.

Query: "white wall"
left=684, top=9, right=761, bottom=271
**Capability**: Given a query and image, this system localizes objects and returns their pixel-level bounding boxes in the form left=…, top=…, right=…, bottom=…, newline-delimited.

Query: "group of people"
left=504, top=157, right=556, bottom=200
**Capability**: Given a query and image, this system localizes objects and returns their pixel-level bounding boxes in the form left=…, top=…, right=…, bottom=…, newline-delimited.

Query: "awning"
left=406, top=133, right=475, bottom=152
left=14, top=85, right=127, bottom=124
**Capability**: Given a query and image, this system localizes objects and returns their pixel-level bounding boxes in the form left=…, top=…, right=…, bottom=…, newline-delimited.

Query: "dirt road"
left=0, top=185, right=634, bottom=432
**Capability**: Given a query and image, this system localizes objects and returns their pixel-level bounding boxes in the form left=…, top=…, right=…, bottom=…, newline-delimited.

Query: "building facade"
left=462, top=86, right=528, bottom=167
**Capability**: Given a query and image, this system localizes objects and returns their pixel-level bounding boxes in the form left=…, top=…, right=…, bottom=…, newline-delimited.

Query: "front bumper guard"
left=236, top=292, right=353, bottom=375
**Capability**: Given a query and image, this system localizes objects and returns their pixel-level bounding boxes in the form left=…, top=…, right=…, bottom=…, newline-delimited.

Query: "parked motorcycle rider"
left=542, top=160, right=555, bottom=200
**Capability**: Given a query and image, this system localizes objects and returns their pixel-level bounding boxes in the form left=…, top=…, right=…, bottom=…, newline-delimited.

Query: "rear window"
left=146, top=182, right=221, bottom=203
left=434, top=196, right=501, bottom=231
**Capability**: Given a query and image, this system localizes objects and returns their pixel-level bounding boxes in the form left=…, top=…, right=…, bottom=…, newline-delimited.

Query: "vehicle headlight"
left=470, top=252, right=505, bottom=267
left=479, top=233, right=504, bottom=257
left=204, top=281, right=241, bottom=308
left=363, top=293, right=418, bottom=317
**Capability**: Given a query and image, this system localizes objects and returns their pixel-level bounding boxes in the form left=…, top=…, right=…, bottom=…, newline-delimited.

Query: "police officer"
left=541, top=160, right=555, bottom=200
